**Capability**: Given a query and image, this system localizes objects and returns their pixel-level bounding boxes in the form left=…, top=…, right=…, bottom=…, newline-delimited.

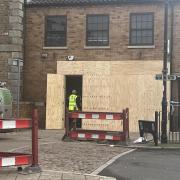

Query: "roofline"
left=26, top=0, right=165, bottom=8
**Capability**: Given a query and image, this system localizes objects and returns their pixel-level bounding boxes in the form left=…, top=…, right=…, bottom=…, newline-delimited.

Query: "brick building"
left=0, top=0, right=24, bottom=100
left=25, top=0, right=167, bottom=130
left=25, top=0, right=164, bottom=102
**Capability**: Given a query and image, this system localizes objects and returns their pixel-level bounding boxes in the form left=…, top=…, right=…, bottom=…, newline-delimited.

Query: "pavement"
left=127, top=132, right=180, bottom=149
left=0, top=169, right=116, bottom=180
left=0, top=130, right=129, bottom=180
left=0, top=130, right=180, bottom=180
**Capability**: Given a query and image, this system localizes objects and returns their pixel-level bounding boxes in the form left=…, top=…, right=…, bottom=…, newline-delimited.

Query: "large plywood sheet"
left=82, top=74, right=122, bottom=131
left=54, top=60, right=167, bottom=132
left=57, top=61, right=110, bottom=75
left=46, top=74, right=64, bottom=129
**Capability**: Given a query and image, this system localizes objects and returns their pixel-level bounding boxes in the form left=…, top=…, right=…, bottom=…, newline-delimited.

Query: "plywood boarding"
left=82, top=75, right=122, bottom=132
left=110, top=61, right=163, bottom=75
left=57, top=61, right=161, bottom=75
left=109, top=75, right=163, bottom=131
left=46, top=74, right=65, bottom=129
left=56, top=60, right=167, bottom=132
left=57, top=61, right=110, bottom=75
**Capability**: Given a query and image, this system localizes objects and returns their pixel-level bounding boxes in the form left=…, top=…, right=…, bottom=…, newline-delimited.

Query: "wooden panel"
left=110, top=61, right=163, bottom=75
left=109, top=75, right=163, bottom=132
left=55, top=60, right=167, bottom=132
left=46, top=74, right=64, bottom=129
left=83, top=75, right=110, bottom=112
left=57, top=61, right=110, bottom=75
left=82, top=74, right=121, bottom=131
left=81, top=74, right=163, bottom=132
left=57, top=61, right=83, bottom=75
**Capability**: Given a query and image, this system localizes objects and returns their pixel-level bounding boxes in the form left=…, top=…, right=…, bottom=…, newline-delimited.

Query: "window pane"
left=88, top=23, right=98, bottom=30
left=102, top=16, right=109, bottom=23
left=45, top=16, right=67, bottom=47
left=45, top=32, right=66, bottom=46
left=141, top=20, right=153, bottom=29
left=87, top=15, right=109, bottom=46
left=142, top=30, right=152, bottom=37
left=131, top=21, right=137, bottom=29
left=131, top=36, right=137, bottom=44
left=130, top=13, right=154, bottom=45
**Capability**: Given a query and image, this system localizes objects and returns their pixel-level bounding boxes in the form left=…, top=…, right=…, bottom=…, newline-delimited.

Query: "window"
left=130, top=13, right=154, bottom=46
left=45, top=16, right=67, bottom=47
left=86, top=15, right=109, bottom=46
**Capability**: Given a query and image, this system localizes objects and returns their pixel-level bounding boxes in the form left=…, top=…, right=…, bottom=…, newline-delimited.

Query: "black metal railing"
left=156, top=111, right=180, bottom=143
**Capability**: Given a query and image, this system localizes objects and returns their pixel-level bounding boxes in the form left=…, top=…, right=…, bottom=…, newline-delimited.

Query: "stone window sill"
left=84, top=46, right=111, bottom=49
left=43, top=47, right=68, bottom=50
left=128, top=45, right=155, bottom=49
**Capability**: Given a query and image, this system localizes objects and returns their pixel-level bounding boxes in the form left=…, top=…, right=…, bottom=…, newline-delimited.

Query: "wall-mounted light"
left=41, top=53, right=48, bottom=58
left=66, top=56, right=75, bottom=61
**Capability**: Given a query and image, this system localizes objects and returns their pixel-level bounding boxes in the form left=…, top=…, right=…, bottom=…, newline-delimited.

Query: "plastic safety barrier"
left=0, top=119, right=31, bottom=129
left=0, top=109, right=41, bottom=173
left=64, top=108, right=129, bottom=143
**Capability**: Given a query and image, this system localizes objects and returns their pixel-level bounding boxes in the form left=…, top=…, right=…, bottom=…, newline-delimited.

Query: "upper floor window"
left=130, top=13, right=154, bottom=46
left=86, top=15, right=109, bottom=46
left=45, top=16, right=67, bottom=47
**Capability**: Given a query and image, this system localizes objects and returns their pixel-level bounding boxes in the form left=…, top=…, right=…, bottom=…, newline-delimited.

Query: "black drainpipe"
left=169, top=1, right=174, bottom=131
left=22, top=0, right=27, bottom=100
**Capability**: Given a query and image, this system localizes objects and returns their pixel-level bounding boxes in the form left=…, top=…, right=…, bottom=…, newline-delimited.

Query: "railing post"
left=123, top=108, right=129, bottom=141
left=65, top=109, right=69, bottom=136
left=155, top=111, right=159, bottom=146
left=32, top=108, right=39, bottom=166
left=22, top=108, right=41, bottom=174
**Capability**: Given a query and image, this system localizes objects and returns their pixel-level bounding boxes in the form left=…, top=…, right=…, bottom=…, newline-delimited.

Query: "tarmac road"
left=99, top=149, right=180, bottom=180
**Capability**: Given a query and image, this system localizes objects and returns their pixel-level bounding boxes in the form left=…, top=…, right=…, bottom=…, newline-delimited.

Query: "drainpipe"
left=22, top=0, right=27, bottom=100
left=170, top=1, right=174, bottom=131
left=161, top=0, right=169, bottom=144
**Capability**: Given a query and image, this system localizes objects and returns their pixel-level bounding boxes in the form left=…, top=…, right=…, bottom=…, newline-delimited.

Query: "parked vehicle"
left=0, top=82, right=13, bottom=133
left=0, top=82, right=12, bottom=119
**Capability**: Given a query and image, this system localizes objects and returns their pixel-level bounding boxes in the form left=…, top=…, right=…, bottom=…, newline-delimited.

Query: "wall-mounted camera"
left=66, top=55, right=75, bottom=61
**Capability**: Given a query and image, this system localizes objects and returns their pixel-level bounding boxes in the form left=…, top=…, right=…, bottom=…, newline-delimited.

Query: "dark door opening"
left=65, top=75, right=82, bottom=111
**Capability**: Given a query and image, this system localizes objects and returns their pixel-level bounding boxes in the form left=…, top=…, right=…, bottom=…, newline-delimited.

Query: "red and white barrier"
left=0, top=110, right=41, bottom=173
left=70, top=131, right=125, bottom=141
left=0, top=119, right=31, bottom=129
left=64, top=108, right=129, bottom=142
left=69, top=112, right=123, bottom=120
left=0, top=153, right=31, bottom=167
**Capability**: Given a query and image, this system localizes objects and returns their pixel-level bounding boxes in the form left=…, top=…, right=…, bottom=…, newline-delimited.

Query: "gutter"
left=26, top=0, right=164, bottom=8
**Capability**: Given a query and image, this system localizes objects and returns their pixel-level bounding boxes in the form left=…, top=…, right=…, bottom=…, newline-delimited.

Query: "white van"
left=0, top=87, right=12, bottom=119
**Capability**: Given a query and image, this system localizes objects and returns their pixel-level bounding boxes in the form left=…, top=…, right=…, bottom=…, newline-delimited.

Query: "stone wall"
left=0, top=0, right=24, bottom=100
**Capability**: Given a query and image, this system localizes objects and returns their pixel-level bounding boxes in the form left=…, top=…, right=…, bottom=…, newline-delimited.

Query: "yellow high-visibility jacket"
left=68, top=94, right=78, bottom=111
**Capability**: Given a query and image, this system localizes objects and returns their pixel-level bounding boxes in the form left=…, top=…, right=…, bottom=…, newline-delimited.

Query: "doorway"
left=65, top=75, right=82, bottom=110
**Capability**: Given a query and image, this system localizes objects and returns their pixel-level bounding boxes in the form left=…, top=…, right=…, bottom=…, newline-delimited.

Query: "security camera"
left=66, top=56, right=75, bottom=61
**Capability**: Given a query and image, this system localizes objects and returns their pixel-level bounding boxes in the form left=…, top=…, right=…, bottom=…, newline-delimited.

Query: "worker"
left=68, top=89, right=79, bottom=111
left=68, top=90, right=82, bottom=130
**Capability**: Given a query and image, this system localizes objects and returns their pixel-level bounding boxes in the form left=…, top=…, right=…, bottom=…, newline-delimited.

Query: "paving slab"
left=0, top=130, right=129, bottom=174
left=0, top=130, right=126, bottom=180
left=0, top=170, right=116, bottom=180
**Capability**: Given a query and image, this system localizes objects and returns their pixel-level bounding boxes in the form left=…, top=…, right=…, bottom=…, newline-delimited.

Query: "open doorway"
left=65, top=75, right=82, bottom=111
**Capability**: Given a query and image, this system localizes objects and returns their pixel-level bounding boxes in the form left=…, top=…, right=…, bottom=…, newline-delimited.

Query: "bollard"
left=154, top=111, right=159, bottom=146
left=32, top=109, right=39, bottom=167
left=126, top=108, right=130, bottom=139
left=123, top=108, right=129, bottom=141
left=21, top=109, right=41, bottom=174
